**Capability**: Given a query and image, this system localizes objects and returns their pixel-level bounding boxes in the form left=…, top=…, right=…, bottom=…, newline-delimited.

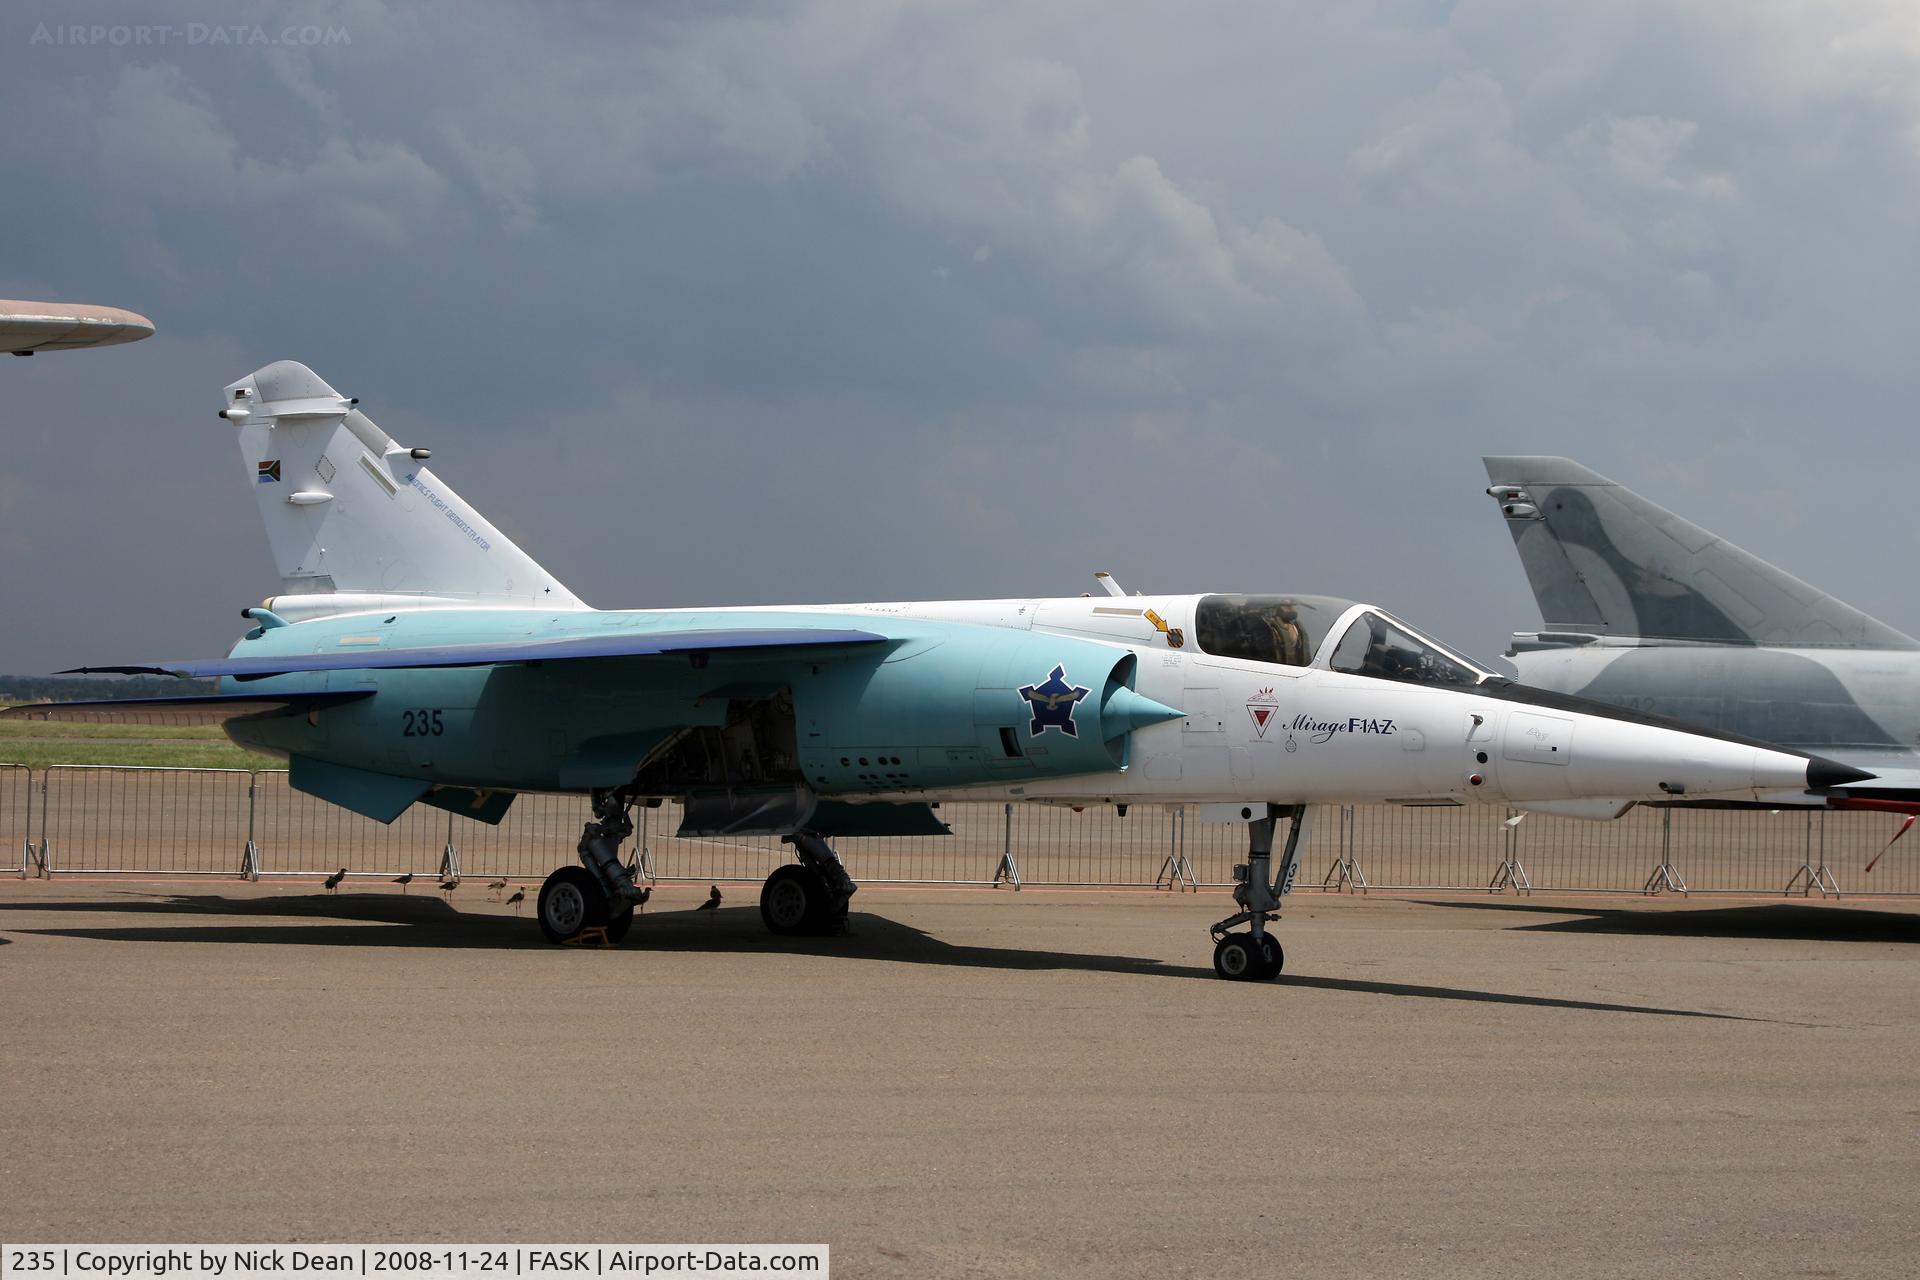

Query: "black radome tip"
left=1807, top=756, right=1876, bottom=790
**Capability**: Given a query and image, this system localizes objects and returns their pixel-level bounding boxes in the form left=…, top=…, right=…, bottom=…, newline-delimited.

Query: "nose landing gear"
left=1209, top=804, right=1309, bottom=980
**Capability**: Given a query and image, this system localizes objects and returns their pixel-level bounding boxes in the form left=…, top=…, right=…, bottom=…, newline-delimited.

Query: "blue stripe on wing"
left=62, top=628, right=889, bottom=681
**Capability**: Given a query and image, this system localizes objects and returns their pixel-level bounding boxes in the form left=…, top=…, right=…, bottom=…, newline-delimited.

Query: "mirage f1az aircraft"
left=1485, top=456, right=1920, bottom=818
left=9, top=365, right=1871, bottom=978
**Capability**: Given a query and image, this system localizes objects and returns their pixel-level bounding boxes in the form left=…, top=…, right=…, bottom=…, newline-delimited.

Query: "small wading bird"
left=323, top=867, right=346, bottom=893
left=696, top=884, right=722, bottom=912
left=439, top=877, right=458, bottom=900
left=504, top=886, right=525, bottom=913
left=393, top=872, right=413, bottom=893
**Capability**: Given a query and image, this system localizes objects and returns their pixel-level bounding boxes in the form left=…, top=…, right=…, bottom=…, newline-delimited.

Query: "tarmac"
left=2, top=879, right=1917, bottom=1279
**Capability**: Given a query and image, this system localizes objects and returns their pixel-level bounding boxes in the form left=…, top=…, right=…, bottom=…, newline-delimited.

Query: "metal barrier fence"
left=5, top=764, right=31, bottom=878
left=5, top=762, right=1919, bottom=896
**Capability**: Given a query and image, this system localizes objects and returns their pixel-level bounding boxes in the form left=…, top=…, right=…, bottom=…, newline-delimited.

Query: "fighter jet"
left=1484, top=455, right=1920, bottom=813
left=0, top=365, right=1869, bottom=980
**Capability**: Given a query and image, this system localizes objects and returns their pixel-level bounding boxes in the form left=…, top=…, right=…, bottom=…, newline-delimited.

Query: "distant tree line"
left=0, top=675, right=217, bottom=702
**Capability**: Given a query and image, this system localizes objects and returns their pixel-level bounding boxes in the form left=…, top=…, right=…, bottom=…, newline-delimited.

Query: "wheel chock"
left=562, top=926, right=613, bottom=948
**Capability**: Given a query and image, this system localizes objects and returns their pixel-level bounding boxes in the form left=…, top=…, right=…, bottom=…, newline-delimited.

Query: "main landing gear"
left=537, top=787, right=648, bottom=944
left=1209, top=804, right=1310, bottom=981
left=761, top=830, right=857, bottom=936
left=536, top=792, right=862, bottom=946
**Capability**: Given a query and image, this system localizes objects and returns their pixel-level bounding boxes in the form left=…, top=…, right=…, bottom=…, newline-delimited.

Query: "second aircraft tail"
left=1483, top=456, right=1915, bottom=650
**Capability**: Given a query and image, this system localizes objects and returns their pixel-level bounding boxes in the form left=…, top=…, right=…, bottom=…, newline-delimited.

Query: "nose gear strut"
left=1209, top=803, right=1310, bottom=980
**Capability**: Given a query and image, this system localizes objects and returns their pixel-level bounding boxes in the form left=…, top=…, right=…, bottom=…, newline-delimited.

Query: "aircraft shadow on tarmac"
left=1413, top=898, right=1920, bottom=945
left=0, top=890, right=1765, bottom=1019
left=0, top=891, right=1201, bottom=975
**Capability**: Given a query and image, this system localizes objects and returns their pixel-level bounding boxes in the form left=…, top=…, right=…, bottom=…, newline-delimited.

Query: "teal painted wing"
left=62, top=627, right=889, bottom=682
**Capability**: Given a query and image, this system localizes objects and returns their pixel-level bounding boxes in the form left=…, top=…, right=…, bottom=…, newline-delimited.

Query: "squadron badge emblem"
left=1018, top=665, right=1090, bottom=737
left=1247, top=687, right=1279, bottom=739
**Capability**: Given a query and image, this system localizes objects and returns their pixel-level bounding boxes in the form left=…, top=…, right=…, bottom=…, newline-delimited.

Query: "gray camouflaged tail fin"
left=1483, top=456, right=1918, bottom=649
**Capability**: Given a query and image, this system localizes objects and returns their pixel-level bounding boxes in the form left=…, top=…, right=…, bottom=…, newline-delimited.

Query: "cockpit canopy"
left=1326, top=609, right=1489, bottom=688
left=1195, top=594, right=1496, bottom=689
left=1195, top=595, right=1354, bottom=668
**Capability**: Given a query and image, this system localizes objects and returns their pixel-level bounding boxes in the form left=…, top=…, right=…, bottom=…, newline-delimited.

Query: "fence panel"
left=1511, top=806, right=1663, bottom=892
left=994, top=803, right=1178, bottom=887
left=1820, top=810, right=1920, bottom=895
left=1170, top=805, right=1345, bottom=888
left=2, top=765, right=29, bottom=877
left=445, top=790, right=592, bottom=883
left=643, top=802, right=791, bottom=884
left=39, top=765, right=253, bottom=875
left=1665, top=808, right=1809, bottom=893
left=250, top=770, right=451, bottom=880
left=829, top=803, right=1003, bottom=885
left=1345, top=803, right=1503, bottom=890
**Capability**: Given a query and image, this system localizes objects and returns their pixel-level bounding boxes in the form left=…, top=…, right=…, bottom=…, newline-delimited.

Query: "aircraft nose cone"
left=1806, top=756, right=1876, bottom=790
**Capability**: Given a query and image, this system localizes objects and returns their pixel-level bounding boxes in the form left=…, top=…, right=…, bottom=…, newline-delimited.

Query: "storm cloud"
left=3, top=1, right=1918, bottom=673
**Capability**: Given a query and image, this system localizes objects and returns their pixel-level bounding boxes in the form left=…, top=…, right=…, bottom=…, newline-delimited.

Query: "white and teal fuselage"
left=225, top=593, right=1827, bottom=817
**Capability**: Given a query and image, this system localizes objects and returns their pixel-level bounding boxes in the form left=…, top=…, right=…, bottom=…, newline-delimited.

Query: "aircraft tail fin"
left=224, top=361, right=583, bottom=610
left=1483, top=456, right=1916, bottom=650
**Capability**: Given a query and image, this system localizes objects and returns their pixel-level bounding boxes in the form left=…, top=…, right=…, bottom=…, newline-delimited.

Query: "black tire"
left=604, top=901, right=636, bottom=944
left=760, top=864, right=827, bottom=935
left=537, top=866, right=609, bottom=944
left=1213, top=932, right=1259, bottom=981
left=1255, top=932, right=1284, bottom=979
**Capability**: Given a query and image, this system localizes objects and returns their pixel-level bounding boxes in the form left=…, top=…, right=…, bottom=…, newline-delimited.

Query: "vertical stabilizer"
left=1484, top=456, right=1914, bottom=649
left=225, top=361, right=582, bottom=608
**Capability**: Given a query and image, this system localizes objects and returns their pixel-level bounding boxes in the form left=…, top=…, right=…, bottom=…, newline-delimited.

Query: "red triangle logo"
left=1248, top=704, right=1275, bottom=737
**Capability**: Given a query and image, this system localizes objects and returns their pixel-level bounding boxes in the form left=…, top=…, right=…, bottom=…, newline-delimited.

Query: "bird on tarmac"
left=696, top=884, right=722, bottom=912
left=323, top=868, right=347, bottom=893
left=439, top=877, right=459, bottom=900
left=635, top=885, right=653, bottom=907
left=504, top=886, right=526, bottom=913
left=393, top=872, right=414, bottom=893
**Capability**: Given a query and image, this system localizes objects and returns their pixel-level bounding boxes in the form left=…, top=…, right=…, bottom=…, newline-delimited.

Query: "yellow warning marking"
left=563, top=927, right=613, bottom=948
left=1143, top=609, right=1169, bottom=634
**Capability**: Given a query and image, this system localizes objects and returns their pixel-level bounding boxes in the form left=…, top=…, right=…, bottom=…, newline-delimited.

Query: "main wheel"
left=1212, top=932, right=1259, bottom=981
left=604, top=900, right=636, bottom=944
left=1255, top=932, right=1284, bottom=979
left=537, top=866, right=609, bottom=943
left=761, top=864, right=827, bottom=935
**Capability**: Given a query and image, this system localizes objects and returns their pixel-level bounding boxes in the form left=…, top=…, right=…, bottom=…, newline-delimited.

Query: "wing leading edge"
left=0, top=690, right=373, bottom=725
left=61, top=627, right=892, bottom=682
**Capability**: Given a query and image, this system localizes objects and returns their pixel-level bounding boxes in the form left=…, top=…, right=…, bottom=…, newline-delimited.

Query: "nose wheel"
left=1208, top=805, right=1308, bottom=980
left=1211, top=929, right=1284, bottom=980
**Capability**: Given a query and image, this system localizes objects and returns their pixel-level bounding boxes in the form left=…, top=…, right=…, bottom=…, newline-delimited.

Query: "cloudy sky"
left=3, top=1, right=1918, bottom=675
